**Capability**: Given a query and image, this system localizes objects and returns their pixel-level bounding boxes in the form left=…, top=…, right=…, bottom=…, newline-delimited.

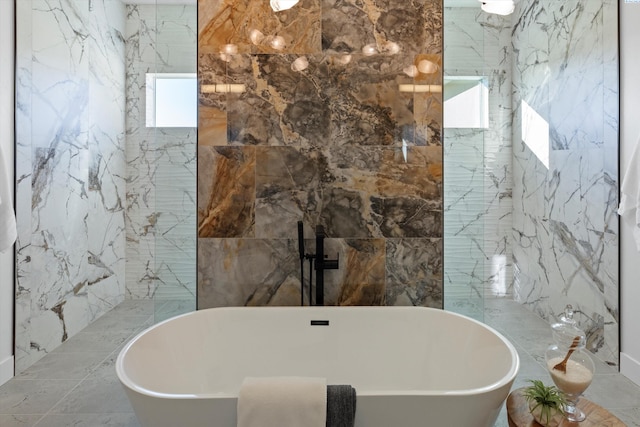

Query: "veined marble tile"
left=197, top=238, right=299, bottom=307
left=198, top=146, right=256, bottom=238
left=31, top=0, right=89, bottom=73
left=322, top=0, right=442, bottom=57
left=198, top=0, right=321, bottom=55
left=323, top=238, right=386, bottom=306
left=326, top=53, right=417, bottom=147
left=198, top=237, right=392, bottom=307
left=414, top=54, right=443, bottom=146
left=386, top=238, right=442, bottom=307
left=15, top=0, right=127, bottom=373
left=254, top=145, right=442, bottom=239
left=198, top=0, right=443, bottom=308
left=198, top=105, right=227, bottom=146
left=443, top=6, right=513, bottom=310
left=547, top=0, right=606, bottom=151
left=511, top=0, right=619, bottom=366
left=330, top=146, right=442, bottom=237
left=124, top=4, right=197, bottom=302
left=200, top=50, right=444, bottom=148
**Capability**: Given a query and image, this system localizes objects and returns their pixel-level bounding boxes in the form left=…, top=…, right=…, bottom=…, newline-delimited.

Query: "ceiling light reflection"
left=381, top=41, right=400, bottom=55
left=291, top=56, right=309, bottom=72
left=249, top=29, right=265, bottom=45
left=221, top=44, right=238, bottom=55
left=269, top=35, right=286, bottom=50
left=270, top=0, right=299, bottom=12
left=403, top=65, right=419, bottom=77
left=334, top=54, right=352, bottom=65
left=362, top=44, right=377, bottom=56
left=417, top=59, right=438, bottom=74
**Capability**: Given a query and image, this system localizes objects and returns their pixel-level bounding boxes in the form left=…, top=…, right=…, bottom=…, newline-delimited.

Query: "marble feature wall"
left=443, top=8, right=513, bottom=317
left=198, top=0, right=443, bottom=307
left=15, top=0, right=126, bottom=372
left=511, top=0, right=619, bottom=366
left=124, top=5, right=197, bottom=310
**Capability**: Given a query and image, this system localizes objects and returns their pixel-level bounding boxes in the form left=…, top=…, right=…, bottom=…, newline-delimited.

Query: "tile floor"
left=0, top=298, right=639, bottom=426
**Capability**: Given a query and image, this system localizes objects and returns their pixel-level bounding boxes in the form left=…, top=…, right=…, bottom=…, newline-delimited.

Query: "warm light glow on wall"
left=270, top=0, right=299, bottom=12
left=398, top=84, right=442, bottom=93
left=200, top=84, right=246, bottom=93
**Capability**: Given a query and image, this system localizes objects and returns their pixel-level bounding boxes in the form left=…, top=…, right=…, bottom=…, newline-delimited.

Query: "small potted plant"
left=522, top=379, right=567, bottom=427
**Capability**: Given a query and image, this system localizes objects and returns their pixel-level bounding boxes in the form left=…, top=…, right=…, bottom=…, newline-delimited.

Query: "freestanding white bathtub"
left=116, top=306, right=519, bottom=427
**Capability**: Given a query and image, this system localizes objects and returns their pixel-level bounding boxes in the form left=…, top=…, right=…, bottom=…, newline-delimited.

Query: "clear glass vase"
left=545, top=344, right=595, bottom=422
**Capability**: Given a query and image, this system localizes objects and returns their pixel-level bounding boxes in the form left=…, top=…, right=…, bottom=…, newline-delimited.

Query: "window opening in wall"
left=146, top=73, right=197, bottom=128
left=443, top=76, right=489, bottom=129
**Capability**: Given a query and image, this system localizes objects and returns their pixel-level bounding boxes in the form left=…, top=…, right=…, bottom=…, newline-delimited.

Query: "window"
left=146, top=73, right=197, bottom=128
left=443, top=76, right=489, bottom=129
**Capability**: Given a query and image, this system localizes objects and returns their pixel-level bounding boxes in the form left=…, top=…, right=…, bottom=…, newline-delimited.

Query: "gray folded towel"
left=326, top=385, right=357, bottom=427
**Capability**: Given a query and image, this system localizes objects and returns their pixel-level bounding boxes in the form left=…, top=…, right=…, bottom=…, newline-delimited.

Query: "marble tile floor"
left=1, top=298, right=639, bottom=426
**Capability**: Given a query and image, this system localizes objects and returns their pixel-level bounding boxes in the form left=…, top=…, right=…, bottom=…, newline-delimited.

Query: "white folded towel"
left=237, top=377, right=327, bottom=427
left=619, top=136, right=640, bottom=251
left=0, top=143, right=17, bottom=253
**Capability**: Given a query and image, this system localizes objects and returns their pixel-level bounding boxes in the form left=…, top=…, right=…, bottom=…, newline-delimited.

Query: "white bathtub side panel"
left=124, top=387, right=236, bottom=427
left=119, top=307, right=517, bottom=396
left=124, top=385, right=513, bottom=427
left=355, top=390, right=511, bottom=427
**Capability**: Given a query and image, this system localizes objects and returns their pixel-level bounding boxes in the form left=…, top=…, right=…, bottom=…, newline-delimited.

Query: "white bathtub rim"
left=115, top=306, right=520, bottom=400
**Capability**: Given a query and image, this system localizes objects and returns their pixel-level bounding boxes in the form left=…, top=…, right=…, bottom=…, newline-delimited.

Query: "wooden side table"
left=506, top=387, right=626, bottom=427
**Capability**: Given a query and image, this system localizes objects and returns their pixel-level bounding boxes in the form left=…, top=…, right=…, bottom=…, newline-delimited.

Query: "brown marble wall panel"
left=371, top=197, right=442, bottom=237
left=253, top=145, right=443, bottom=239
left=385, top=238, right=442, bottom=307
left=198, top=146, right=255, bottom=237
left=321, top=145, right=442, bottom=237
left=321, top=0, right=442, bottom=57
left=198, top=237, right=387, bottom=308
left=198, top=238, right=300, bottom=307
left=327, top=54, right=414, bottom=146
left=332, top=239, right=386, bottom=305
left=307, top=238, right=387, bottom=305
left=255, top=146, right=324, bottom=238
left=198, top=0, right=321, bottom=55
left=414, top=54, right=443, bottom=146
left=198, top=0, right=443, bottom=307
left=198, top=106, right=227, bottom=146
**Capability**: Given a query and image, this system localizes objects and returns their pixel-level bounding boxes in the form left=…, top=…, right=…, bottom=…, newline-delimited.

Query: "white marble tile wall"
left=511, top=0, right=619, bottom=366
left=443, top=7, right=513, bottom=313
left=124, top=5, right=197, bottom=304
left=14, top=0, right=126, bottom=373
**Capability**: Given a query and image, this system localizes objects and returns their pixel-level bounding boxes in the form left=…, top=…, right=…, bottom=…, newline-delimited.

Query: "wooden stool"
left=506, top=387, right=626, bottom=427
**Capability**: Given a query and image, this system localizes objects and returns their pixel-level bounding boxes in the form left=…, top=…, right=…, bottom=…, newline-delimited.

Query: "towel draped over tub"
left=237, top=377, right=356, bottom=427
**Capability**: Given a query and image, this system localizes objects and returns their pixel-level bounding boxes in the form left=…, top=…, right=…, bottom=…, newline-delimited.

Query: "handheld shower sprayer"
left=298, top=221, right=305, bottom=261
left=297, top=221, right=305, bottom=306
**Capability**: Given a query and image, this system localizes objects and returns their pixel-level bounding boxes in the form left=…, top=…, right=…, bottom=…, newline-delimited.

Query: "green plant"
left=522, top=380, right=567, bottom=426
